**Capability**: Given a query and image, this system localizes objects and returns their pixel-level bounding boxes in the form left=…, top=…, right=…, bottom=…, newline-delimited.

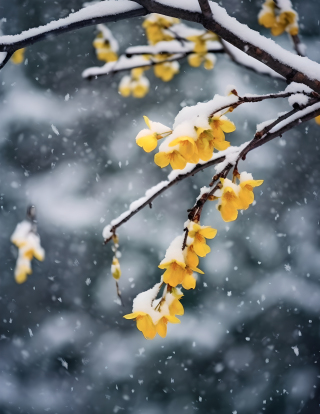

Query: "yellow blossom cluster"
left=187, top=32, right=218, bottom=70
left=119, top=68, right=150, bottom=98
left=111, top=234, right=121, bottom=280
left=214, top=173, right=264, bottom=222
left=92, top=24, right=118, bottom=63
left=124, top=222, right=217, bottom=339
left=11, top=48, right=25, bottom=64
left=258, top=0, right=299, bottom=36
left=135, top=112, right=236, bottom=170
left=142, top=14, right=180, bottom=45
left=11, top=220, right=45, bottom=284
left=124, top=285, right=184, bottom=339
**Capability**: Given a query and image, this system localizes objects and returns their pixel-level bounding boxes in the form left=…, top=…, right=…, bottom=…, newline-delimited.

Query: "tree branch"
left=187, top=99, right=320, bottom=222
left=133, top=0, right=320, bottom=93
left=0, top=1, right=146, bottom=69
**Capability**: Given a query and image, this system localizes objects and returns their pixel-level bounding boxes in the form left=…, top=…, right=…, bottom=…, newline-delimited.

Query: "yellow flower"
left=188, top=223, right=217, bottom=257
left=210, top=114, right=236, bottom=142
left=159, top=260, right=188, bottom=287
left=188, top=52, right=216, bottom=70
left=119, top=73, right=150, bottom=98
left=154, top=150, right=187, bottom=170
left=238, top=173, right=264, bottom=210
left=14, top=256, right=32, bottom=284
left=188, top=53, right=202, bottom=68
left=258, top=0, right=276, bottom=28
left=169, top=136, right=199, bottom=163
left=187, top=35, right=208, bottom=54
left=142, top=14, right=179, bottom=45
left=258, top=0, right=299, bottom=36
left=181, top=268, right=197, bottom=290
left=11, top=48, right=25, bottom=65
left=315, top=115, right=320, bottom=125
left=216, top=178, right=242, bottom=222
left=168, top=289, right=184, bottom=316
left=136, top=116, right=171, bottom=153
left=195, top=129, right=229, bottom=161
left=111, top=257, right=121, bottom=280
left=124, top=312, right=157, bottom=340
left=156, top=314, right=180, bottom=338
left=132, top=78, right=149, bottom=98
left=154, top=62, right=179, bottom=82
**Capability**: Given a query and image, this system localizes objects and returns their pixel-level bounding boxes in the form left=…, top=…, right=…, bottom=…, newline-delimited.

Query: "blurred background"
left=1, top=0, right=320, bottom=413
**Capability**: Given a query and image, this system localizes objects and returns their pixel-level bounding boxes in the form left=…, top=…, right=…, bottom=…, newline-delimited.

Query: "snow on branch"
left=133, top=0, right=320, bottom=92
left=102, top=149, right=229, bottom=242
left=0, top=1, right=146, bottom=69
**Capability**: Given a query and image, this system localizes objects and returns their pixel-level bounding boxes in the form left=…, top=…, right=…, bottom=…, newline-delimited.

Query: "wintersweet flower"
left=159, top=236, right=188, bottom=286
left=154, top=61, right=179, bottom=82
left=258, top=0, right=299, bottom=36
left=238, top=172, right=264, bottom=210
left=156, top=314, right=180, bottom=338
left=215, top=178, right=242, bottom=222
left=181, top=268, right=197, bottom=290
left=11, top=220, right=45, bottom=284
left=111, top=257, right=121, bottom=280
left=159, top=260, right=188, bottom=287
left=154, top=150, right=187, bottom=170
left=195, top=128, right=229, bottom=161
left=136, top=116, right=171, bottom=153
left=167, top=288, right=184, bottom=316
left=124, top=312, right=157, bottom=340
left=315, top=115, right=320, bottom=125
left=209, top=114, right=236, bottom=142
left=188, top=223, right=217, bottom=257
left=168, top=136, right=199, bottom=163
left=11, top=48, right=25, bottom=64
left=142, top=14, right=178, bottom=45
left=124, top=283, right=181, bottom=339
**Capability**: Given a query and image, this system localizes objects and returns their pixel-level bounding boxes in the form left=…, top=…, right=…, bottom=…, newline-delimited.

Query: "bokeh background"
left=1, top=1, right=320, bottom=413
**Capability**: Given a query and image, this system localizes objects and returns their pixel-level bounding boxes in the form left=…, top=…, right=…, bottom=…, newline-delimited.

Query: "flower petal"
left=154, top=152, right=170, bottom=168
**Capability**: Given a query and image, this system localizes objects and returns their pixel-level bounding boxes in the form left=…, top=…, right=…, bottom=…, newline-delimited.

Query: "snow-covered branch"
left=133, top=0, right=320, bottom=92
left=0, top=1, right=146, bottom=69
left=102, top=151, right=227, bottom=243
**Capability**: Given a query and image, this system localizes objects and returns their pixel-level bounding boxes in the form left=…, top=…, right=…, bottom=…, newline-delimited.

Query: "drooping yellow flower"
left=11, top=220, right=45, bottom=284
left=188, top=223, right=217, bottom=257
left=156, top=314, right=180, bottom=338
left=258, top=0, right=299, bottom=36
left=119, top=72, right=150, bottom=98
left=11, top=48, right=25, bottom=65
left=258, top=0, right=276, bottom=28
left=210, top=114, right=236, bottom=142
left=154, top=150, right=187, bottom=170
left=215, top=178, right=242, bottom=222
left=154, top=61, right=179, bottom=82
left=93, top=25, right=118, bottom=63
left=168, top=136, right=199, bottom=163
left=181, top=268, right=197, bottom=290
left=111, top=257, right=121, bottom=280
left=159, top=260, right=188, bottom=287
left=142, top=14, right=179, bottom=45
left=315, top=115, right=320, bottom=125
left=195, top=128, right=230, bottom=161
left=238, top=173, right=264, bottom=210
left=136, top=116, right=171, bottom=153
left=124, top=312, right=157, bottom=340
left=14, top=256, right=32, bottom=284
left=168, top=289, right=184, bottom=316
